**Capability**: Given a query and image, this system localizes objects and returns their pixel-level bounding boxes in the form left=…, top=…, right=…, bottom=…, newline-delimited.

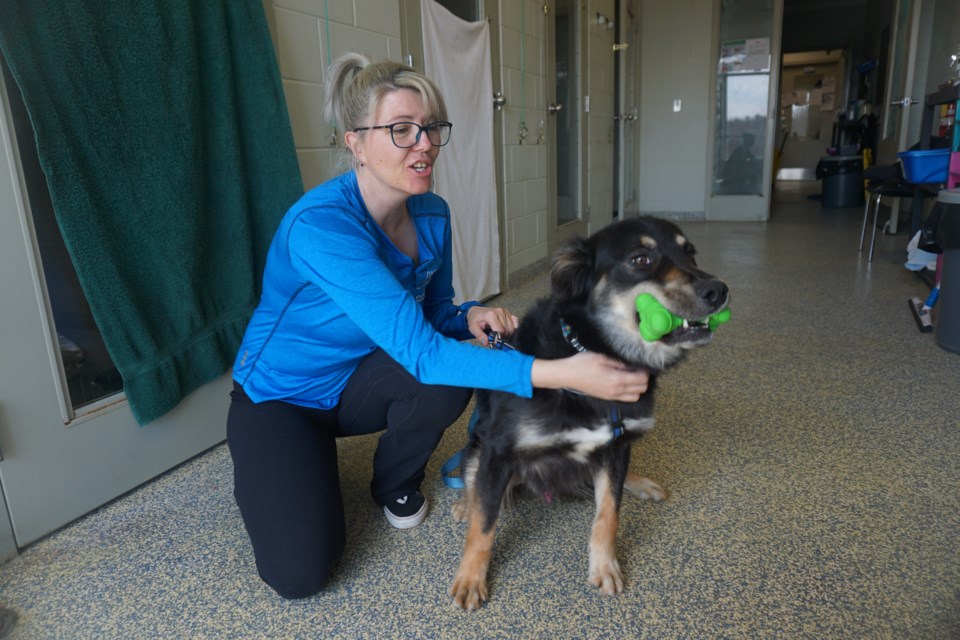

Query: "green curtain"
left=0, top=1, right=303, bottom=424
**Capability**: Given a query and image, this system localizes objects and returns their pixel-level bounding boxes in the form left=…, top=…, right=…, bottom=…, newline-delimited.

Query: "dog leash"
left=608, top=404, right=626, bottom=443
left=440, top=409, right=476, bottom=489
left=441, top=328, right=516, bottom=489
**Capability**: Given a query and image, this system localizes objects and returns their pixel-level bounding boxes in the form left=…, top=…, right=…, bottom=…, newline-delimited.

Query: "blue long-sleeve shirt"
left=233, top=171, right=534, bottom=409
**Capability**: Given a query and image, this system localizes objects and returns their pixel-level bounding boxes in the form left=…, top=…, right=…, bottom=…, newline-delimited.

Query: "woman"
left=227, top=52, right=649, bottom=599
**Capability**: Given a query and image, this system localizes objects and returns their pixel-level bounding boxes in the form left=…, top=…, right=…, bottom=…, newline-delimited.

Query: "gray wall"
left=924, top=0, right=960, bottom=94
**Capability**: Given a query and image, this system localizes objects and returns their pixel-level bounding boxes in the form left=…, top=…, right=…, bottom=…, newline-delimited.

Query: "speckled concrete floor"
left=2, top=182, right=959, bottom=639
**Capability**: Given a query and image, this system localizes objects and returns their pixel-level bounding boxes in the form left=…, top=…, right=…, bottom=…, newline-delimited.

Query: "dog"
left=449, top=216, right=729, bottom=611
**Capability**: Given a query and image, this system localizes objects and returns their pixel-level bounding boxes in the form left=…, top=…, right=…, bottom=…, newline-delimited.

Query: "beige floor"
left=1, top=182, right=959, bottom=639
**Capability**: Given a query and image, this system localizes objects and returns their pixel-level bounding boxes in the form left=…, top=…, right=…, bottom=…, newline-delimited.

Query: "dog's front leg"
left=588, top=467, right=625, bottom=594
left=450, top=461, right=509, bottom=611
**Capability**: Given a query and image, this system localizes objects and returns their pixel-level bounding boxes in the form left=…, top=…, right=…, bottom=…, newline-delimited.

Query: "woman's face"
left=353, top=88, right=440, bottom=201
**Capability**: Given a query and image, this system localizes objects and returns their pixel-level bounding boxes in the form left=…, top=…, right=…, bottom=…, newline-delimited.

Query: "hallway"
left=1, top=181, right=958, bottom=639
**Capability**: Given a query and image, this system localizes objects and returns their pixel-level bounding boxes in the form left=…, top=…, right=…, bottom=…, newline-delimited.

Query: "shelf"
left=925, top=84, right=960, bottom=108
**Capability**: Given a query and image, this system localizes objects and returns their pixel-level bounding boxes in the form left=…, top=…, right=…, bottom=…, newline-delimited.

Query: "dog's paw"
left=451, top=498, right=468, bottom=522
left=588, top=557, right=624, bottom=595
left=450, top=572, right=488, bottom=611
left=624, top=473, right=668, bottom=502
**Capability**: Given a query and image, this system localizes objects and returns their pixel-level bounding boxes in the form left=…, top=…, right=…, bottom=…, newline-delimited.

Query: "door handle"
left=548, top=103, right=563, bottom=114
left=890, top=97, right=919, bottom=106
left=493, top=91, right=507, bottom=110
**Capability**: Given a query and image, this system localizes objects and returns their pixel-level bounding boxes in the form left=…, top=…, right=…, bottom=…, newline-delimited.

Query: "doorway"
left=706, top=0, right=784, bottom=221
left=776, top=50, right=846, bottom=181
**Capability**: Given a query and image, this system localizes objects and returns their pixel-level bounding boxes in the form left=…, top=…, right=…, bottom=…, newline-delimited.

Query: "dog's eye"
left=631, top=254, right=654, bottom=268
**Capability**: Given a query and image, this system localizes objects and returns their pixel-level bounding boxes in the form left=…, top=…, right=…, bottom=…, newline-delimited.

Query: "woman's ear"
left=344, top=130, right=358, bottom=154
left=344, top=130, right=364, bottom=167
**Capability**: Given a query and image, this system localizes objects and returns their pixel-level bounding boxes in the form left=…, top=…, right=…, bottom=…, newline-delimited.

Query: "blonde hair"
left=324, top=52, right=448, bottom=142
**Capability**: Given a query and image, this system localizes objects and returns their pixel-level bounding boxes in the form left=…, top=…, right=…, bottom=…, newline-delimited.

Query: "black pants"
left=226, top=348, right=472, bottom=599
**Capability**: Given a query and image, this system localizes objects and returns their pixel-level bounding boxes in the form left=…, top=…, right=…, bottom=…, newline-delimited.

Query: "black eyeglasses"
left=351, top=121, right=452, bottom=148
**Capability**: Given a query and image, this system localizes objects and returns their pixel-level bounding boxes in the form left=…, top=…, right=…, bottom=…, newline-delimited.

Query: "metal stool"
left=859, top=181, right=914, bottom=262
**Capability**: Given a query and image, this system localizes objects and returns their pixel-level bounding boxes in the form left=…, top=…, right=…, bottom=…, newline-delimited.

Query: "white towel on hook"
left=420, top=0, right=500, bottom=304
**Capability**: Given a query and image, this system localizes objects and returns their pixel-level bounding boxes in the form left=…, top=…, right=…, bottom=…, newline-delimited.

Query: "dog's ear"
left=551, top=237, right=593, bottom=302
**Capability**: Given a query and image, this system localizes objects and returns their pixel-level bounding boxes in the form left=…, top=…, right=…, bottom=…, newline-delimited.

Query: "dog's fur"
left=449, top=216, right=729, bottom=611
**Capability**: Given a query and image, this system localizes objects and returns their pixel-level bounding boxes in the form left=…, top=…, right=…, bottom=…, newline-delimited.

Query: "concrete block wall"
left=266, top=0, right=403, bottom=191
left=265, top=0, right=554, bottom=280
left=499, top=0, right=620, bottom=273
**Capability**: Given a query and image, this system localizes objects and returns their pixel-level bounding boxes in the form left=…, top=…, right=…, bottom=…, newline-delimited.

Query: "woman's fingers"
left=467, top=306, right=520, bottom=344
left=580, top=353, right=649, bottom=400
left=529, top=352, right=650, bottom=401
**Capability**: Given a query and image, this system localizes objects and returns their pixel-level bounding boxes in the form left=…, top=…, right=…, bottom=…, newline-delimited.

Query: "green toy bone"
left=635, top=293, right=731, bottom=342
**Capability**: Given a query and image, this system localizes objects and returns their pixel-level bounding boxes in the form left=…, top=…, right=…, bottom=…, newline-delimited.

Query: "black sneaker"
left=383, top=491, right=427, bottom=529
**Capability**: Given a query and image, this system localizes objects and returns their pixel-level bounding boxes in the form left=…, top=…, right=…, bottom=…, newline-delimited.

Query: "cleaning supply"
left=635, top=293, right=731, bottom=341
left=909, top=285, right=938, bottom=333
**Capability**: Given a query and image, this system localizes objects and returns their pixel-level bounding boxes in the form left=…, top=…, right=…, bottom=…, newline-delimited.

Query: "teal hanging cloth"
left=0, top=1, right=303, bottom=424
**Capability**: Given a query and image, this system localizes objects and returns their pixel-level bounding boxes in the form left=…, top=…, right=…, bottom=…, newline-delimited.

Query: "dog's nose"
left=700, top=279, right=729, bottom=306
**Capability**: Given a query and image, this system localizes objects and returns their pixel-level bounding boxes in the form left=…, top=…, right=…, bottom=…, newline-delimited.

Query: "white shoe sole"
left=384, top=499, right=428, bottom=529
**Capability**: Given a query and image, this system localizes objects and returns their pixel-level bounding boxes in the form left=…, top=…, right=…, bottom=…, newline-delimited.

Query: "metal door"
left=876, top=0, right=924, bottom=234
left=0, top=65, right=229, bottom=549
left=547, top=0, right=588, bottom=253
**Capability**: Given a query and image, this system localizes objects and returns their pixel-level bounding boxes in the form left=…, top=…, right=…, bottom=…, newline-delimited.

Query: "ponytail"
left=323, top=52, right=448, bottom=135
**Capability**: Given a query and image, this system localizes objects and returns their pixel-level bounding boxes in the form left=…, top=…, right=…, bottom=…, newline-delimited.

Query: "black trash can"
left=816, top=155, right=864, bottom=207
left=934, top=189, right=960, bottom=355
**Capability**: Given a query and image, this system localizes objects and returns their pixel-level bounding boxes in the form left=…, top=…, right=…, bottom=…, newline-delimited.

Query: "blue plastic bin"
left=897, top=148, right=950, bottom=184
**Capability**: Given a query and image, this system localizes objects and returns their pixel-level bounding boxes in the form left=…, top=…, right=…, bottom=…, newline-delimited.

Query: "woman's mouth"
left=412, top=161, right=430, bottom=173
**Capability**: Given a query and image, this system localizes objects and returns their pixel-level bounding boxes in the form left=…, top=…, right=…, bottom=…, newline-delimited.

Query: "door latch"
left=889, top=97, right=919, bottom=106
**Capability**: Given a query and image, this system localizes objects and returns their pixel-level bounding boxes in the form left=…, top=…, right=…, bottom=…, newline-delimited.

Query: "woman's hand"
left=466, top=306, right=520, bottom=345
left=531, top=352, right=649, bottom=402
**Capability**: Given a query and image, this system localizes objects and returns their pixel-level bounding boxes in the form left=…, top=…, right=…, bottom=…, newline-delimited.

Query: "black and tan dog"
left=449, top=216, right=729, bottom=611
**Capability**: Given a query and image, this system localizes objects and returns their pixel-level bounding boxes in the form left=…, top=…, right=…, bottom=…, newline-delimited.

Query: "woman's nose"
left=412, top=128, right=433, bottom=150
